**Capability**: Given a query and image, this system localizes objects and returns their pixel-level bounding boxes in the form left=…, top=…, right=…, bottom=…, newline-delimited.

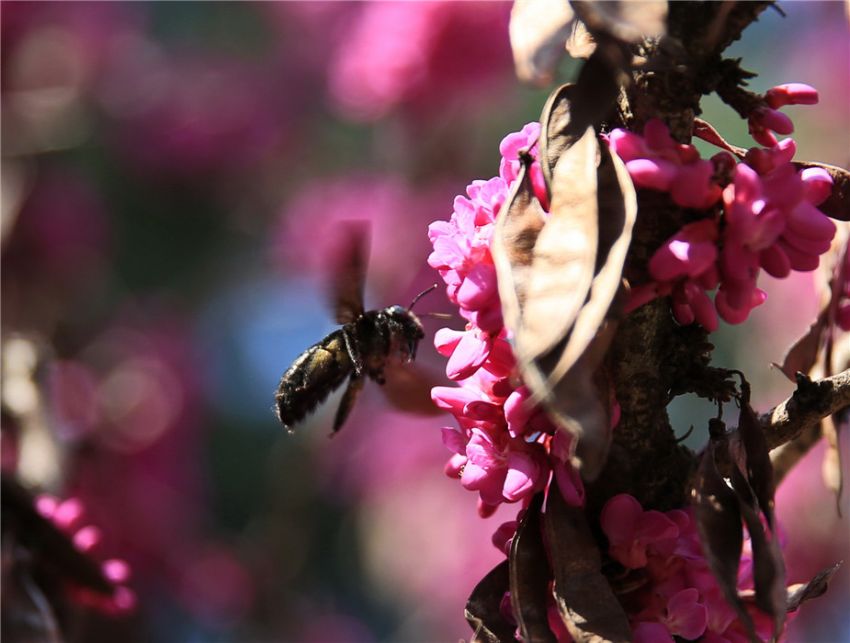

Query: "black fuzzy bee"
left=274, top=223, right=436, bottom=433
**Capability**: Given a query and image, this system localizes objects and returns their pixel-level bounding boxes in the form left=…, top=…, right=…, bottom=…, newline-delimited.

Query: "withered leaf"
left=565, top=20, right=596, bottom=60
left=570, top=41, right=625, bottom=142
left=772, top=308, right=829, bottom=383
left=735, top=379, right=777, bottom=529
left=465, top=560, right=515, bottom=643
left=793, top=162, right=850, bottom=221
left=509, top=0, right=576, bottom=86
left=774, top=224, right=849, bottom=382
left=547, top=139, right=636, bottom=386
left=543, top=484, right=631, bottom=642
left=691, top=440, right=755, bottom=638
left=730, top=467, right=786, bottom=639
left=532, top=136, right=636, bottom=479
left=492, top=153, right=547, bottom=340
left=509, top=494, right=555, bottom=643
left=539, top=83, right=583, bottom=194
left=692, top=118, right=747, bottom=158
left=570, top=0, right=668, bottom=44
left=785, top=562, right=842, bottom=612
left=519, top=126, right=600, bottom=363
left=1, top=548, right=64, bottom=643
left=822, top=409, right=848, bottom=515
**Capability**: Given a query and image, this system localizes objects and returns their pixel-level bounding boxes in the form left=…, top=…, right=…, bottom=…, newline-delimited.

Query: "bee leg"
left=342, top=328, right=364, bottom=376
left=333, top=373, right=365, bottom=433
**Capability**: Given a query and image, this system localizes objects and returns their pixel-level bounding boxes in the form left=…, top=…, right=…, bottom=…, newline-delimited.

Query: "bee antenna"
left=409, top=283, right=439, bottom=311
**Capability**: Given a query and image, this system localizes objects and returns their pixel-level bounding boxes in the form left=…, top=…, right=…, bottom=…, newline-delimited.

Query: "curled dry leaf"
left=543, top=484, right=631, bottom=642
left=464, top=560, right=514, bottom=643
left=519, top=126, right=600, bottom=363
left=570, top=0, right=667, bottom=44
left=735, top=379, right=777, bottom=528
left=692, top=118, right=747, bottom=158
left=772, top=311, right=829, bottom=383
left=492, top=153, right=548, bottom=340
left=729, top=467, right=787, bottom=639
left=691, top=440, right=756, bottom=638
left=793, top=161, right=850, bottom=221
left=510, top=0, right=576, bottom=86
left=565, top=20, right=596, bottom=60
left=509, top=494, right=556, bottom=643
left=785, top=562, right=843, bottom=612
left=539, top=84, right=583, bottom=196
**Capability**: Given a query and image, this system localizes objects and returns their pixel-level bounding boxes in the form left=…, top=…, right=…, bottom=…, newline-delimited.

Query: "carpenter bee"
left=274, top=222, right=440, bottom=433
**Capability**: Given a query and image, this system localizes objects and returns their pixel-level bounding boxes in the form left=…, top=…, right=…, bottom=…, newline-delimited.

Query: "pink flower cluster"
left=601, top=494, right=786, bottom=643
left=428, top=123, right=584, bottom=519
left=35, top=494, right=136, bottom=615
left=615, top=84, right=836, bottom=331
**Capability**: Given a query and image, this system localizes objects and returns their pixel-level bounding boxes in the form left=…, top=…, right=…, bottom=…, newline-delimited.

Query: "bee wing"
left=329, top=221, right=370, bottom=324
left=380, top=363, right=444, bottom=416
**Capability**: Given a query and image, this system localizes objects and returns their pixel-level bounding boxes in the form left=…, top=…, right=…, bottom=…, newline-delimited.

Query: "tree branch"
left=761, top=369, right=850, bottom=451
left=769, top=421, right=822, bottom=485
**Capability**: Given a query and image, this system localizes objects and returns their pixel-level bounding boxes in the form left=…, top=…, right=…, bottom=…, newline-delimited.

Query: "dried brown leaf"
left=773, top=308, right=829, bottom=383
left=571, top=41, right=625, bottom=134
left=543, top=484, right=631, bottom=642
left=510, top=0, right=576, bottom=86
left=533, top=138, right=636, bottom=479
left=509, top=494, right=555, bottom=643
left=519, top=127, right=600, bottom=362
left=565, top=20, right=596, bottom=59
left=539, top=83, right=582, bottom=194
left=793, top=162, right=850, bottom=221
left=691, top=440, right=756, bottom=638
left=465, top=560, right=515, bottom=643
left=736, top=380, right=777, bottom=528
left=570, top=0, right=668, bottom=43
left=548, top=140, right=636, bottom=386
left=822, top=409, right=848, bottom=514
left=692, top=118, right=747, bottom=158
left=492, top=153, right=547, bottom=340
left=785, top=562, right=843, bottom=612
left=730, top=467, right=786, bottom=639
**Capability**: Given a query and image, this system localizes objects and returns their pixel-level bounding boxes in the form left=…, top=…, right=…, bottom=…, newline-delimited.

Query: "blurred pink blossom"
left=328, top=1, right=511, bottom=122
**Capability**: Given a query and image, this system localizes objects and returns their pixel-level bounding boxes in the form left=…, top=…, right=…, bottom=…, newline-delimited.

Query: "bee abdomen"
left=275, top=330, right=353, bottom=431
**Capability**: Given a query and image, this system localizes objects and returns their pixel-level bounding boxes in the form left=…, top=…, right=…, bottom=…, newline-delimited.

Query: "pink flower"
left=601, top=494, right=679, bottom=569
left=36, top=494, right=136, bottom=615
left=662, top=588, right=708, bottom=640
left=327, top=2, right=511, bottom=121
left=607, top=119, right=722, bottom=209
left=622, top=91, right=835, bottom=332
left=648, top=219, right=719, bottom=282
left=749, top=83, right=818, bottom=147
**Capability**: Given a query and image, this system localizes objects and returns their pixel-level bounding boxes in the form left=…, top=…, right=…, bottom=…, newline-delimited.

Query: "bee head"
left=382, top=305, right=425, bottom=361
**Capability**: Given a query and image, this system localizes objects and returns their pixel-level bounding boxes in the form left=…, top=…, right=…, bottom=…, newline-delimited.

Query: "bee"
left=274, top=222, right=439, bottom=434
